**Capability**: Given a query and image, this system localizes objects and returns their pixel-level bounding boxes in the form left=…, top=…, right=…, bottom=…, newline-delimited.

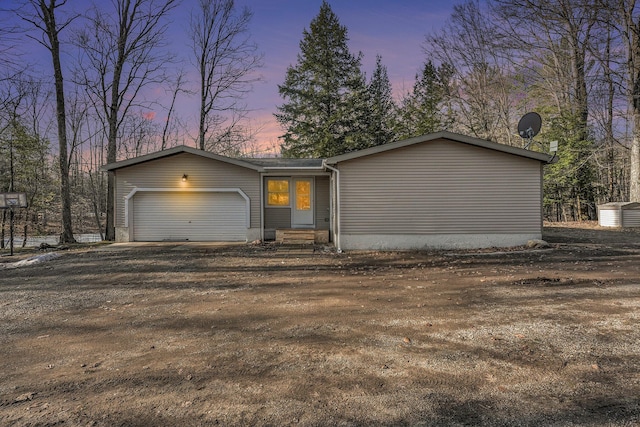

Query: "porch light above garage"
left=182, top=174, right=188, bottom=182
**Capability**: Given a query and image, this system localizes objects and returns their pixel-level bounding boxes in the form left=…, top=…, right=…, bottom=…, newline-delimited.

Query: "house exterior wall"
left=336, top=138, right=544, bottom=250
left=315, top=176, right=331, bottom=230
left=264, top=207, right=291, bottom=229
left=113, top=152, right=261, bottom=241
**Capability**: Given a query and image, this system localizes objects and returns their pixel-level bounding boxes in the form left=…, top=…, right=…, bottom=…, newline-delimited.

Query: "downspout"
left=322, top=161, right=341, bottom=252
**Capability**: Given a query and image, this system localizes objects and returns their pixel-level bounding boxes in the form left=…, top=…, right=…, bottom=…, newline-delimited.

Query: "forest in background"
left=1, top=0, right=640, bottom=246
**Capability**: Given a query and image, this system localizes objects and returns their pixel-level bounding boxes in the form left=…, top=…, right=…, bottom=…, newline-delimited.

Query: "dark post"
left=9, top=207, right=14, bottom=256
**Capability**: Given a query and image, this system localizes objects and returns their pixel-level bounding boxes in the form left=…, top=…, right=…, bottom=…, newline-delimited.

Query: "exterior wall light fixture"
left=182, top=174, right=188, bottom=182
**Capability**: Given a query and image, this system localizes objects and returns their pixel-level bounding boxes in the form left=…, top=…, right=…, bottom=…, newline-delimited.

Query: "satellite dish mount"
left=518, top=112, right=542, bottom=150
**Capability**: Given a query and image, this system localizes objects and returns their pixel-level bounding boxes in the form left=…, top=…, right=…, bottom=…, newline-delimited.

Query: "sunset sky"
left=5, top=0, right=460, bottom=155
left=241, top=0, right=455, bottom=152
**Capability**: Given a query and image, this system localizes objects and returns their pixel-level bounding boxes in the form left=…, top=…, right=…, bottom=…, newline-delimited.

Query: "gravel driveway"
left=1, top=223, right=639, bottom=426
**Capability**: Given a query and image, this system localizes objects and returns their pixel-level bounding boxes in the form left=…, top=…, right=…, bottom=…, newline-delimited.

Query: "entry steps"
left=276, top=229, right=315, bottom=245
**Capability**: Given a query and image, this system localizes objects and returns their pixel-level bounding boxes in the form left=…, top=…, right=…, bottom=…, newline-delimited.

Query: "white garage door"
left=132, top=191, right=247, bottom=241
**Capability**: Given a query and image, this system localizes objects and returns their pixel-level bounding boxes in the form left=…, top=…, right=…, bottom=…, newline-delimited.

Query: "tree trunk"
left=22, top=223, right=28, bottom=248
left=104, top=16, right=126, bottom=241
left=622, top=0, right=640, bottom=201
left=88, top=171, right=105, bottom=240
left=105, top=172, right=115, bottom=240
left=1, top=209, right=5, bottom=249
left=631, top=118, right=640, bottom=201
left=39, top=0, right=76, bottom=244
left=105, top=138, right=117, bottom=240
left=199, top=66, right=206, bottom=150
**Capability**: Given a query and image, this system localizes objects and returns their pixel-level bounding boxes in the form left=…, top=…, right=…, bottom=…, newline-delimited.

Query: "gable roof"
left=102, top=145, right=264, bottom=172
left=324, top=131, right=555, bottom=164
left=102, top=132, right=554, bottom=173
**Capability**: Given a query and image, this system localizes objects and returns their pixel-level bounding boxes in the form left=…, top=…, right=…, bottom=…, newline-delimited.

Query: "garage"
left=132, top=191, right=248, bottom=242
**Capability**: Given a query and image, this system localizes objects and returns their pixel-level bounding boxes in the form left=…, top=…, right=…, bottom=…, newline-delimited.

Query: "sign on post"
left=0, top=193, right=28, bottom=209
left=1, top=193, right=28, bottom=256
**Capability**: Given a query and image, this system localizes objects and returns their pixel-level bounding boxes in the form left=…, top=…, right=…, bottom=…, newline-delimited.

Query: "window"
left=267, top=179, right=289, bottom=206
left=295, top=180, right=311, bottom=210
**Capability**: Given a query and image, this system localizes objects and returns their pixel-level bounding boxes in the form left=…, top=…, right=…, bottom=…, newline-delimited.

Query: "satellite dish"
left=518, top=112, right=542, bottom=140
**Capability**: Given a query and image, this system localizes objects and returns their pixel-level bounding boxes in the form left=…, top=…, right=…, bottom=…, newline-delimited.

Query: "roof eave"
left=262, top=166, right=325, bottom=170
left=324, top=131, right=555, bottom=164
left=101, top=145, right=264, bottom=172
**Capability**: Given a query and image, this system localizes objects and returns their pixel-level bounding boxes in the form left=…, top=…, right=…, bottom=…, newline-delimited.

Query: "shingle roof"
left=325, top=131, right=555, bottom=164
left=102, top=145, right=263, bottom=171
left=245, top=158, right=324, bottom=168
left=102, top=132, right=554, bottom=172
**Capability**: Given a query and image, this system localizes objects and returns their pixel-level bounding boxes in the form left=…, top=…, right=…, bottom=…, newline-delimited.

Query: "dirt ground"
left=1, top=222, right=639, bottom=426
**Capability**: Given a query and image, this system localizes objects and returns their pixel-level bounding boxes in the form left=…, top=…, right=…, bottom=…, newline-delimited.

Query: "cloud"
left=143, top=111, right=157, bottom=120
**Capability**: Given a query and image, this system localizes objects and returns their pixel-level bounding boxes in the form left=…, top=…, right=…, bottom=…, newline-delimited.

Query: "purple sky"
left=241, top=0, right=454, bottom=152
left=5, top=0, right=458, bottom=154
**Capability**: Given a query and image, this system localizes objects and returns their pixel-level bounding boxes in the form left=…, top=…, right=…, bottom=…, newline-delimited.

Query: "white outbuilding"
left=597, top=202, right=640, bottom=228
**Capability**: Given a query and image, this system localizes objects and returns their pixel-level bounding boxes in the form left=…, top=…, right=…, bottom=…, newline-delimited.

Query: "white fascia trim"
left=124, top=187, right=251, bottom=229
left=261, top=168, right=328, bottom=177
left=262, top=167, right=325, bottom=170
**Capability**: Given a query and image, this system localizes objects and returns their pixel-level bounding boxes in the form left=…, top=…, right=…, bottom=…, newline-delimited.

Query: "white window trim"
left=265, top=178, right=291, bottom=208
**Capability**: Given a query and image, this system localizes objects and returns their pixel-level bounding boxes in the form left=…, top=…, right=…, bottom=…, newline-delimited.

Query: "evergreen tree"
left=0, top=119, right=53, bottom=246
left=395, top=61, right=453, bottom=140
left=275, top=1, right=366, bottom=158
left=343, top=68, right=372, bottom=152
left=365, top=55, right=397, bottom=148
left=541, top=111, right=597, bottom=221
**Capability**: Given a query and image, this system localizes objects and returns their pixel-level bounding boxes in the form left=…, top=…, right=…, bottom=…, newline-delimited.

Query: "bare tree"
left=161, top=68, right=190, bottom=150
left=189, top=0, right=262, bottom=152
left=613, top=0, right=640, bottom=201
left=491, top=0, right=601, bottom=141
left=0, top=4, right=26, bottom=81
left=74, top=0, right=179, bottom=240
left=117, top=112, right=159, bottom=158
left=18, top=0, right=77, bottom=243
left=424, top=0, right=516, bottom=144
left=490, top=0, right=602, bottom=220
left=585, top=6, right=630, bottom=203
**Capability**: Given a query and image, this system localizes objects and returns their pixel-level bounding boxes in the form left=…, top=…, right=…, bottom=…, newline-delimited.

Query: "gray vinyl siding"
left=337, top=139, right=543, bottom=235
left=315, top=176, right=330, bottom=230
left=264, top=208, right=291, bottom=229
left=623, top=210, right=640, bottom=227
left=114, top=152, right=260, bottom=228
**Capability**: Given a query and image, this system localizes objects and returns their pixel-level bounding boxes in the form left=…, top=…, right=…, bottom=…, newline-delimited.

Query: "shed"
left=598, top=202, right=640, bottom=228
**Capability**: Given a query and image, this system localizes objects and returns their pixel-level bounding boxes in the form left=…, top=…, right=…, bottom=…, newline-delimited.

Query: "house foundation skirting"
left=114, top=227, right=261, bottom=243
left=340, top=233, right=542, bottom=251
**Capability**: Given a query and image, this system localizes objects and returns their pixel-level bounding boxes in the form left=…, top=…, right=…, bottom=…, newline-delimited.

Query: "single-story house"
left=102, top=131, right=554, bottom=250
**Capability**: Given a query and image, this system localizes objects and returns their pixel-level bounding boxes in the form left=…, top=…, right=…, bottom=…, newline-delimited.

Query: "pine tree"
left=396, top=61, right=453, bottom=140
left=365, top=55, right=397, bottom=148
left=275, top=1, right=366, bottom=158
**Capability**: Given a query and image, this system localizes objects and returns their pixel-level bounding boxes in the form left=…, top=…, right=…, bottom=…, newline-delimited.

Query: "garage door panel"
left=132, top=192, right=247, bottom=241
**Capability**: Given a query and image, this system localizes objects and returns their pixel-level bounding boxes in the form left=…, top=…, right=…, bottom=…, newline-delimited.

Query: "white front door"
left=291, top=178, right=314, bottom=228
